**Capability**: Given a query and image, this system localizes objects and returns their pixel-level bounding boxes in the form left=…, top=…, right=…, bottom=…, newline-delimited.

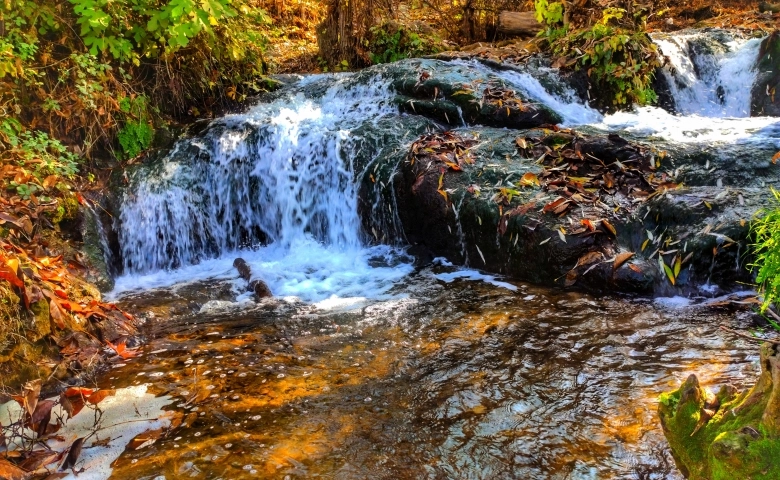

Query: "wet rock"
left=751, top=30, right=780, bottom=117
left=356, top=120, right=777, bottom=295
left=659, top=343, right=780, bottom=479
left=389, top=58, right=562, bottom=128
left=233, top=258, right=252, bottom=282
left=250, top=280, right=272, bottom=299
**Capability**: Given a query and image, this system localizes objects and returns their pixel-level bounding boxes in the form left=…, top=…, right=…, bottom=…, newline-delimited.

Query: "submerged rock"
left=233, top=258, right=252, bottom=282
left=659, top=343, right=780, bottom=479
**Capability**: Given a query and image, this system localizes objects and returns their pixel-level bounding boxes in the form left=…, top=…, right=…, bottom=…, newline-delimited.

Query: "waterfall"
left=114, top=73, right=416, bottom=302
left=653, top=32, right=763, bottom=117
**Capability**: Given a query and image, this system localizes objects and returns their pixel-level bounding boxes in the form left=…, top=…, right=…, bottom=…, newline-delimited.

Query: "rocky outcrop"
left=357, top=122, right=777, bottom=295
left=751, top=30, right=780, bottom=117
left=659, top=343, right=780, bottom=479
left=388, top=59, right=562, bottom=128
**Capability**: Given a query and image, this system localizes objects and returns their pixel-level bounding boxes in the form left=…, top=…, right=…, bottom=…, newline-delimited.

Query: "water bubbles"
left=242, top=465, right=253, bottom=471
left=194, top=432, right=202, bottom=437
left=224, top=443, right=233, bottom=449
left=277, top=373, right=285, bottom=378
left=238, top=372, right=247, bottom=377
left=250, top=415, right=261, bottom=421
left=206, top=385, right=216, bottom=390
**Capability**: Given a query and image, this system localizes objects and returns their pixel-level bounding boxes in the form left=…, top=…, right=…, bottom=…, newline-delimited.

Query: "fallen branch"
left=720, top=325, right=780, bottom=345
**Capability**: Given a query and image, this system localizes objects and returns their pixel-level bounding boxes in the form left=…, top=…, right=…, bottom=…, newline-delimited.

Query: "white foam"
left=111, top=240, right=413, bottom=304
left=595, top=106, right=780, bottom=145
left=435, top=269, right=518, bottom=291
left=0, top=385, right=172, bottom=480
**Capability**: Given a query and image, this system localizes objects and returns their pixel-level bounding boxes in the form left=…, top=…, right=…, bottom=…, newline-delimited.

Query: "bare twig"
left=720, top=325, right=780, bottom=346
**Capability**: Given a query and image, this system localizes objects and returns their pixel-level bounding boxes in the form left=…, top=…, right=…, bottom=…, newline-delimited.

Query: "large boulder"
left=356, top=124, right=778, bottom=295
left=752, top=30, right=780, bottom=117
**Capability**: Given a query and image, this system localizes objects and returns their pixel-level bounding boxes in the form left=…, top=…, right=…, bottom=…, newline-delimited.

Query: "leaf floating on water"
left=772, top=151, right=780, bottom=164
left=613, top=252, right=635, bottom=272
left=477, top=216, right=482, bottom=226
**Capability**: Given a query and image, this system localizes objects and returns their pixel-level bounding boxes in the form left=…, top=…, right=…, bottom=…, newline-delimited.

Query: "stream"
left=76, top=30, right=777, bottom=479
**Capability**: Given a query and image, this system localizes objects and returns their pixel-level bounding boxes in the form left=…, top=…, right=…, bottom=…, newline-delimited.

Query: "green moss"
left=659, top=348, right=780, bottom=479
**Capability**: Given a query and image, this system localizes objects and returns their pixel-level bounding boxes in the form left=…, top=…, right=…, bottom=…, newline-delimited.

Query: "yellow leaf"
left=641, top=239, right=649, bottom=252
left=519, top=172, right=540, bottom=187
left=6, top=258, right=19, bottom=275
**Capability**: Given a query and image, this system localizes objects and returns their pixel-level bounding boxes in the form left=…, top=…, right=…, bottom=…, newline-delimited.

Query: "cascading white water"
left=653, top=33, right=762, bottom=117
left=115, top=74, right=415, bottom=303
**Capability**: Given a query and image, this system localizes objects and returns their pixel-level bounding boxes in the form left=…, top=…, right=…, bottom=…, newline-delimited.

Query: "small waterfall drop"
left=115, top=74, right=414, bottom=302
left=654, top=32, right=762, bottom=117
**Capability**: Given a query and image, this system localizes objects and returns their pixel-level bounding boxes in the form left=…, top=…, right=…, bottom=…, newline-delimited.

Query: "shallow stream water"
left=96, top=270, right=758, bottom=480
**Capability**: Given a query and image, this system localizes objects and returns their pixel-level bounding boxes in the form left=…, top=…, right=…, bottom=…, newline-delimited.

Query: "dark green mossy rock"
left=659, top=343, right=780, bottom=479
left=752, top=30, right=780, bottom=117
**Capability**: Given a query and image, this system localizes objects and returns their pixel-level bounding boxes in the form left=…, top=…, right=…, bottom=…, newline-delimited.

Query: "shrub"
left=752, top=187, right=780, bottom=314
left=368, top=23, right=442, bottom=65
left=535, top=2, right=661, bottom=110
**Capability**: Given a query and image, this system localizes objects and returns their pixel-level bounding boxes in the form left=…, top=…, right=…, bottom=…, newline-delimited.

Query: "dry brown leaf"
left=613, top=252, right=635, bottom=272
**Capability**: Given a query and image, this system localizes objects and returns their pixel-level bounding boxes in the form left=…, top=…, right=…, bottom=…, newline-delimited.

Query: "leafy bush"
left=368, top=24, right=442, bottom=65
left=117, top=95, right=155, bottom=159
left=535, top=2, right=661, bottom=109
left=752, top=188, right=780, bottom=313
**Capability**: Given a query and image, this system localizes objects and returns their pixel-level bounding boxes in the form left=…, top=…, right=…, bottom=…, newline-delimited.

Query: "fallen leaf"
left=86, top=389, right=115, bottom=405
left=0, top=458, right=26, bottom=480
left=519, top=172, right=540, bottom=187
left=60, top=437, right=84, bottom=471
left=613, top=252, right=635, bottom=272
left=773, top=151, right=780, bottom=164
left=577, top=251, right=603, bottom=267
left=601, top=219, right=617, bottom=236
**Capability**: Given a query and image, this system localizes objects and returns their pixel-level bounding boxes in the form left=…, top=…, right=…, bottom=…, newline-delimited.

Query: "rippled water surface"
left=99, top=270, right=757, bottom=480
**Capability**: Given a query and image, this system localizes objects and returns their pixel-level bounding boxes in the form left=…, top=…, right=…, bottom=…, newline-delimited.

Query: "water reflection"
left=103, top=271, right=758, bottom=479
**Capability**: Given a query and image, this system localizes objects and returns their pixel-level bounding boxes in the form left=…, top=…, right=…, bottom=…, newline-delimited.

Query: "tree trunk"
left=496, top=11, right=542, bottom=38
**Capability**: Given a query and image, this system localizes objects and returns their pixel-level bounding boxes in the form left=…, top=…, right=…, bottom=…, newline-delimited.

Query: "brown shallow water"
left=98, top=269, right=758, bottom=480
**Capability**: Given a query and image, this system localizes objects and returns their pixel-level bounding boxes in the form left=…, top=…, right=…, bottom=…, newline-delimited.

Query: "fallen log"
left=496, top=11, right=542, bottom=38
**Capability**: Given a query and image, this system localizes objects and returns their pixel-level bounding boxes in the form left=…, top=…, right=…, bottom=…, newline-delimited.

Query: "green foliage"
left=536, top=3, right=661, bottom=109
left=368, top=24, right=442, bottom=65
left=117, top=95, right=155, bottom=158
left=751, top=187, right=780, bottom=313
left=534, top=0, right=563, bottom=25
left=69, top=0, right=237, bottom=63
